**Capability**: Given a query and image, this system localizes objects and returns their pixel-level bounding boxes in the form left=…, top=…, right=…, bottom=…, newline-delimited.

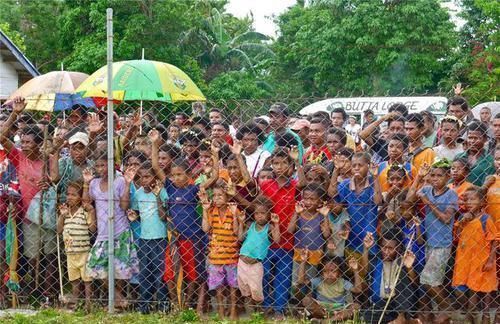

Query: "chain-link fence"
left=0, top=94, right=498, bottom=323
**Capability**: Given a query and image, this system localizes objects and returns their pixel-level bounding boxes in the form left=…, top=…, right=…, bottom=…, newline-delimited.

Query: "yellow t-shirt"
left=410, top=147, right=435, bottom=175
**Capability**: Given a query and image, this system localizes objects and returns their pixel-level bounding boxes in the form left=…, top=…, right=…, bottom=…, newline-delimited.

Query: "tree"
left=446, top=0, right=499, bottom=105
left=206, top=70, right=273, bottom=99
left=0, top=22, right=26, bottom=52
left=272, top=0, right=457, bottom=96
left=180, top=6, right=275, bottom=81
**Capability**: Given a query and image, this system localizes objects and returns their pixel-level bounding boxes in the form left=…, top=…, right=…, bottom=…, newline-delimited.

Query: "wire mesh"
left=0, top=94, right=498, bottom=323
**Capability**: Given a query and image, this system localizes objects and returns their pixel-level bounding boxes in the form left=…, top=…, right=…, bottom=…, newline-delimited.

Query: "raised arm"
left=372, top=174, right=383, bottom=205
left=407, top=163, right=430, bottom=203
left=327, top=166, right=341, bottom=198
left=82, top=168, right=94, bottom=205
left=199, top=143, right=220, bottom=190
left=287, top=203, right=303, bottom=234
left=120, top=167, right=136, bottom=211
left=318, top=205, right=332, bottom=239
left=348, top=258, right=365, bottom=294
left=358, top=112, right=396, bottom=146
left=270, top=213, right=281, bottom=243
left=361, top=232, right=375, bottom=272
left=49, top=152, right=61, bottom=184
left=121, top=113, right=140, bottom=149
left=149, top=129, right=167, bottom=182
left=199, top=189, right=212, bottom=233
left=230, top=140, right=252, bottom=184
left=57, top=204, right=68, bottom=234
left=0, top=97, right=26, bottom=153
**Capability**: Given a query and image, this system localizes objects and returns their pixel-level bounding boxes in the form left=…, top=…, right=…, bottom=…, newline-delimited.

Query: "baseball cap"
left=68, top=132, right=89, bottom=146
left=269, top=102, right=290, bottom=116
left=290, top=119, right=311, bottom=130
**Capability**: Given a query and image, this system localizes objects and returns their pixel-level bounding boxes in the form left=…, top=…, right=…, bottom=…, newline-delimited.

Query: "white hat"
left=68, top=132, right=89, bottom=146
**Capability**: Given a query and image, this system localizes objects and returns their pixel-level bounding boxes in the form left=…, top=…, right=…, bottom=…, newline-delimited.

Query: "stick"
left=56, top=233, right=64, bottom=303
left=35, top=127, right=49, bottom=290
left=377, top=227, right=416, bottom=324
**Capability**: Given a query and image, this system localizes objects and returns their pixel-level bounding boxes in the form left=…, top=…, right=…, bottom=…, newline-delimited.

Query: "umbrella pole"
left=139, top=101, right=143, bottom=134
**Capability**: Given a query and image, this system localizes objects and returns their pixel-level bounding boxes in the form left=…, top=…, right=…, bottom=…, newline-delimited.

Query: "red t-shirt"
left=259, top=178, right=298, bottom=251
left=8, top=148, right=44, bottom=215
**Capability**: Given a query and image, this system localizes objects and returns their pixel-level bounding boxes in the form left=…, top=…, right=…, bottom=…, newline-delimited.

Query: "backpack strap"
left=406, top=146, right=426, bottom=164
left=378, top=161, right=388, bottom=175
left=479, top=214, right=489, bottom=234
left=404, top=162, right=413, bottom=179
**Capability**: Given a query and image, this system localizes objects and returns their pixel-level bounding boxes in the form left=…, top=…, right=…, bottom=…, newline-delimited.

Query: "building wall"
left=0, top=52, right=20, bottom=100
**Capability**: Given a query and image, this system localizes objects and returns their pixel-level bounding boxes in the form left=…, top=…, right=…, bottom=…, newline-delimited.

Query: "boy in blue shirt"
left=129, top=162, right=169, bottom=314
left=407, top=159, right=458, bottom=323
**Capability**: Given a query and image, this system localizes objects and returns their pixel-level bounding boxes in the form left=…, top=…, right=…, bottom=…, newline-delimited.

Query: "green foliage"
left=0, top=22, right=26, bottom=52
left=0, top=0, right=496, bottom=103
left=447, top=0, right=499, bottom=105
left=206, top=71, right=273, bottom=99
left=272, top=0, right=457, bottom=96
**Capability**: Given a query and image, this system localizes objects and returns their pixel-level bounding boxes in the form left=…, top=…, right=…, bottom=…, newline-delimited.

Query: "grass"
left=0, top=308, right=365, bottom=323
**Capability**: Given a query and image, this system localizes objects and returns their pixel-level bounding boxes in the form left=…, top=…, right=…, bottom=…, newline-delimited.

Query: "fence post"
left=106, top=7, right=115, bottom=314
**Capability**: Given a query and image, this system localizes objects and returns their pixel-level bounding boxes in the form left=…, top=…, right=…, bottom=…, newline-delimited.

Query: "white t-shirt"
left=242, top=148, right=271, bottom=178
left=345, top=124, right=361, bottom=143
left=433, top=143, right=464, bottom=161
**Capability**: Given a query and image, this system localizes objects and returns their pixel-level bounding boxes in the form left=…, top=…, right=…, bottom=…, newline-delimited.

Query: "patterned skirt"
left=86, top=229, right=139, bottom=280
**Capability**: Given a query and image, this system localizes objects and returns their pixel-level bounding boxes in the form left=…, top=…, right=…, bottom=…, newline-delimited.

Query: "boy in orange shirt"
left=453, top=186, right=497, bottom=324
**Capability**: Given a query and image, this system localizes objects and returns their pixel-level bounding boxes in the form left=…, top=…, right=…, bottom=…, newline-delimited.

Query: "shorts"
left=207, top=263, right=238, bottom=290
left=163, top=238, right=205, bottom=283
left=86, top=230, right=139, bottom=280
left=67, top=252, right=91, bottom=282
left=22, top=222, right=57, bottom=259
left=420, top=246, right=451, bottom=287
left=237, top=258, right=264, bottom=302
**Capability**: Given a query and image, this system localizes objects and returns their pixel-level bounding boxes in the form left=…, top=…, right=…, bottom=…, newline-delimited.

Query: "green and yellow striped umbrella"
left=76, top=60, right=205, bottom=102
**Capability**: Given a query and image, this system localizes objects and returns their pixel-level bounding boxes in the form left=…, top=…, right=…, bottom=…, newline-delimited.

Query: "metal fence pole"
left=106, top=7, right=115, bottom=314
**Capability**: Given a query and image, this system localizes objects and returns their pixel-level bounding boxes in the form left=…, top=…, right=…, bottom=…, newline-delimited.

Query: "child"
left=407, top=159, right=458, bottom=323
left=433, top=116, right=464, bottom=160
left=483, top=146, right=500, bottom=324
left=57, top=181, right=96, bottom=311
left=258, top=148, right=298, bottom=319
left=297, top=253, right=362, bottom=321
left=297, top=164, right=330, bottom=190
left=326, top=127, right=347, bottom=156
left=380, top=165, right=426, bottom=274
left=162, top=146, right=219, bottom=311
left=224, top=142, right=257, bottom=212
left=405, top=113, right=436, bottom=175
left=129, top=162, right=170, bottom=314
left=167, top=124, right=181, bottom=147
left=257, top=167, right=274, bottom=186
left=452, top=186, right=497, bottom=324
left=377, top=133, right=415, bottom=192
left=149, top=129, right=182, bottom=182
left=200, top=181, right=240, bottom=320
left=330, top=152, right=382, bottom=262
left=362, top=229, right=419, bottom=324
left=82, top=151, right=139, bottom=309
left=237, top=195, right=280, bottom=305
left=449, top=157, right=473, bottom=197
left=288, top=183, right=331, bottom=282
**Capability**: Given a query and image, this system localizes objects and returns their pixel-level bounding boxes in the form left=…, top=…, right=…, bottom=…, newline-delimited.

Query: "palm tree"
left=180, top=7, right=275, bottom=81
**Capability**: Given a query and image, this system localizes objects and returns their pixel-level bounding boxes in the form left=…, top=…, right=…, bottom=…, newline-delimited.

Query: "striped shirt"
left=207, top=206, right=239, bottom=265
left=62, top=207, right=92, bottom=254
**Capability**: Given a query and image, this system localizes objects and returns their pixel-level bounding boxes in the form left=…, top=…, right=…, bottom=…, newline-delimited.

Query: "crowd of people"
left=0, top=94, right=498, bottom=324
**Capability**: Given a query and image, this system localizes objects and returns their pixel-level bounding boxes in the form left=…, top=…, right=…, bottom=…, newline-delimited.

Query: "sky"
left=226, top=0, right=464, bottom=37
left=226, top=0, right=297, bottom=37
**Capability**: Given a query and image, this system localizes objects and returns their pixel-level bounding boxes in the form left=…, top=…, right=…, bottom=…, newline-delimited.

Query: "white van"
left=299, top=96, right=448, bottom=120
